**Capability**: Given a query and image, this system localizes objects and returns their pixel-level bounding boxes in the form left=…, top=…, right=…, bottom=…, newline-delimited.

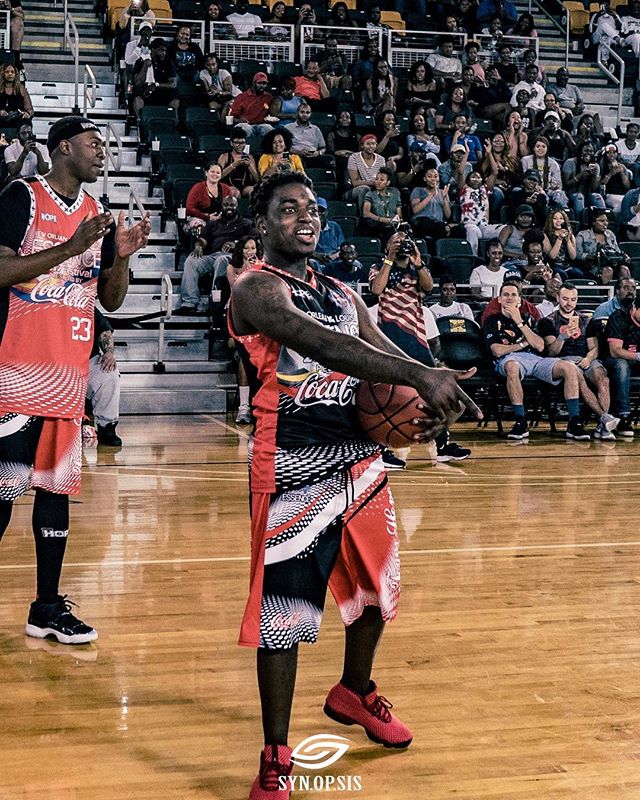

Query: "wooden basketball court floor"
left=2, top=414, right=640, bottom=800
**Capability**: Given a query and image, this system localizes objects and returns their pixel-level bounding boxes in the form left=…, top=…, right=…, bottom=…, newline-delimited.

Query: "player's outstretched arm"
left=232, top=271, right=482, bottom=423
left=98, top=211, right=151, bottom=311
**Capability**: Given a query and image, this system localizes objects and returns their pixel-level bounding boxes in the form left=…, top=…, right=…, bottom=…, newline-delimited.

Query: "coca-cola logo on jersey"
left=29, top=276, right=91, bottom=309
left=293, top=372, right=359, bottom=408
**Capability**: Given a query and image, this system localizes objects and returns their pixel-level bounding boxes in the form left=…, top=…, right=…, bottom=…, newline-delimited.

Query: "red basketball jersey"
left=0, top=176, right=105, bottom=418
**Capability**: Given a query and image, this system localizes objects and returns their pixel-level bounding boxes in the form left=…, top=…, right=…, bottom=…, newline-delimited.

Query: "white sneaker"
left=601, top=413, right=620, bottom=433
left=593, top=423, right=616, bottom=441
left=235, top=404, right=252, bottom=424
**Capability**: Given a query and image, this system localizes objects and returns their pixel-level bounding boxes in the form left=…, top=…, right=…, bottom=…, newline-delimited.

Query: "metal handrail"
left=128, top=187, right=147, bottom=226
left=100, top=122, right=123, bottom=206
left=597, top=41, right=625, bottom=126
left=160, top=273, right=172, bottom=320
left=64, top=10, right=81, bottom=114
left=530, top=0, right=569, bottom=68
left=83, top=65, right=97, bottom=117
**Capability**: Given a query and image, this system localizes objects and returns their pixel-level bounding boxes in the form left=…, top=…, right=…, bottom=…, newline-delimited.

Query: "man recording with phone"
left=5, top=120, right=49, bottom=179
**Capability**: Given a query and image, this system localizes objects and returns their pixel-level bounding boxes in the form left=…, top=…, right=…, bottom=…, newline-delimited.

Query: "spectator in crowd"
left=370, top=231, right=471, bottom=461
left=483, top=281, right=589, bottom=440
left=470, top=239, right=508, bottom=299
left=435, top=84, right=473, bottom=137
left=405, top=112, right=440, bottom=156
left=546, top=67, right=584, bottom=118
left=185, top=161, right=236, bottom=233
left=205, top=1, right=233, bottom=47
left=0, top=61, right=32, bottom=122
left=530, top=111, right=575, bottom=162
left=124, top=19, right=153, bottom=68
left=495, top=43, right=519, bottom=86
left=226, top=0, right=263, bottom=36
left=116, top=0, right=155, bottom=59
left=503, top=109, right=529, bottom=157
left=375, top=111, right=404, bottom=172
left=6, top=0, right=24, bottom=71
left=621, top=0, right=640, bottom=57
left=617, top=122, right=640, bottom=185
left=508, top=89, right=537, bottom=133
left=226, top=235, right=263, bottom=424
left=326, top=108, right=358, bottom=184
left=468, top=65, right=512, bottom=124
left=481, top=268, right=542, bottom=323
left=410, top=165, right=455, bottom=239
left=177, top=194, right=255, bottom=314
left=620, top=185, right=640, bottom=239
left=294, top=2, right=318, bottom=42
left=510, top=64, right=545, bottom=113
left=573, top=112, right=604, bottom=152
left=438, top=141, right=472, bottom=193
left=293, top=60, right=331, bottom=112
left=533, top=266, right=562, bottom=316
left=427, top=38, right=463, bottom=87
left=600, top=143, right=633, bottom=215
left=406, top=61, right=439, bottom=116
left=284, top=101, right=334, bottom=169
left=166, top=25, right=204, bottom=83
left=365, top=3, right=388, bottom=33
left=521, top=136, right=568, bottom=209
left=603, top=289, right=640, bottom=436
left=347, top=133, right=385, bottom=208
left=4, top=119, right=49, bottom=178
left=87, top=309, right=122, bottom=447
left=132, top=38, right=178, bottom=119
left=199, top=52, right=240, bottom=115
left=318, top=241, right=369, bottom=291
left=351, top=39, right=380, bottom=94
left=361, top=167, right=402, bottom=244
left=538, top=282, right=619, bottom=439
left=265, top=1, right=288, bottom=38
left=499, top=204, right=536, bottom=263
left=217, top=127, right=259, bottom=197
left=543, top=209, right=578, bottom=275
left=534, top=92, right=573, bottom=134
left=229, top=72, right=274, bottom=138
left=269, top=78, right=303, bottom=127
left=462, top=41, right=486, bottom=84
left=429, top=277, right=475, bottom=321
left=257, top=127, right=305, bottom=179
left=509, top=168, right=548, bottom=227
left=397, top=146, right=438, bottom=192
left=459, top=171, right=504, bottom=256
left=562, top=141, right=605, bottom=218
left=364, top=58, right=397, bottom=115
left=593, top=275, right=637, bottom=319
left=477, top=0, right=518, bottom=29
left=310, top=196, right=345, bottom=266
left=317, top=36, right=351, bottom=93
left=576, top=208, right=630, bottom=284
left=519, top=230, right=557, bottom=282
left=590, top=1, right=622, bottom=65
left=480, top=131, right=521, bottom=214
left=328, top=2, right=357, bottom=29
left=511, top=13, right=537, bottom=45
left=443, top=114, right=483, bottom=163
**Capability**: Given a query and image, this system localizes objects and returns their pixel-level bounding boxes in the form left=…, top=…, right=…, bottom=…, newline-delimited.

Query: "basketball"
left=356, top=382, right=425, bottom=448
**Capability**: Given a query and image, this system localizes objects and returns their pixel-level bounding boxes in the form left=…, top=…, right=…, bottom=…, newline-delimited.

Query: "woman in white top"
left=347, top=133, right=386, bottom=209
left=521, top=136, right=568, bottom=209
left=199, top=52, right=240, bottom=116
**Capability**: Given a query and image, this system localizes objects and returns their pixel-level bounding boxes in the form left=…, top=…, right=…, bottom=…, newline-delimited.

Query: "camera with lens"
left=397, top=238, right=416, bottom=257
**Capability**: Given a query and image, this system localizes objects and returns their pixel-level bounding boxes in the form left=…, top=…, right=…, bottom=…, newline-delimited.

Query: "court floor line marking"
left=2, top=540, right=640, bottom=570
left=203, top=414, right=251, bottom=440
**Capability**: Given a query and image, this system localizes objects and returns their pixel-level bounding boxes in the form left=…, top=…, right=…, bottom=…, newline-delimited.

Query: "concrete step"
left=33, top=93, right=121, bottom=109
left=111, top=327, right=211, bottom=361
left=119, top=360, right=229, bottom=373
left=26, top=63, right=116, bottom=83
left=120, top=387, right=227, bottom=414
left=28, top=80, right=117, bottom=96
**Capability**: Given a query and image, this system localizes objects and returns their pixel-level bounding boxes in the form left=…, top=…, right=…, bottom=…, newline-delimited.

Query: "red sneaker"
left=249, top=744, right=293, bottom=799
left=324, top=681, right=413, bottom=748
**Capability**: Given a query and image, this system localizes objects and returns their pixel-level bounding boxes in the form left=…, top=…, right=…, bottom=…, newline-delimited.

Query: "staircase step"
left=28, top=80, right=117, bottom=96
left=120, top=388, right=227, bottom=414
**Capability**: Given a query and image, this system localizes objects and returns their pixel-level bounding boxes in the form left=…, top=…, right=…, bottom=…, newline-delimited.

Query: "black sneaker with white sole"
left=25, top=595, right=98, bottom=645
left=436, top=441, right=471, bottom=462
left=381, top=449, right=406, bottom=470
left=616, top=417, right=635, bottom=438
left=507, top=418, right=529, bottom=440
left=566, top=417, right=590, bottom=441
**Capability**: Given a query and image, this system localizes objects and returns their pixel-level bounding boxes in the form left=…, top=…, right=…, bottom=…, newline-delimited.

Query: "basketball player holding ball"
left=229, top=173, right=481, bottom=799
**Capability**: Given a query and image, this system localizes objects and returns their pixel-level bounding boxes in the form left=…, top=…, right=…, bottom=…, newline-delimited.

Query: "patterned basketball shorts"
left=239, top=452, right=401, bottom=650
left=0, top=414, right=82, bottom=501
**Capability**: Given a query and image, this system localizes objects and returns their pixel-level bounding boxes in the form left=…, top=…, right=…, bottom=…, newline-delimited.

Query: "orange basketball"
left=356, top=382, right=424, bottom=448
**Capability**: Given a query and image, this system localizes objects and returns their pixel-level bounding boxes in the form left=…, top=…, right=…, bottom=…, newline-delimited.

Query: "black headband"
left=47, top=117, right=101, bottom=154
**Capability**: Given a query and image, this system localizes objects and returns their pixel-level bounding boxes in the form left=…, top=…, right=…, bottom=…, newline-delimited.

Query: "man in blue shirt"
left=310, top=197, right=345, bottom=266
left=477, top=0, right=518, bottom=28
left=593, top=276, right=638, bottom=319
left=319, top=242, right=369, bottom=292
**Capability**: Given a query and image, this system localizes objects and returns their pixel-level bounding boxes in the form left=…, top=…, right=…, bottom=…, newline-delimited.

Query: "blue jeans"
left=569, top=191, right=605, bottom=218
left=604, top=357, right=637, bottom=416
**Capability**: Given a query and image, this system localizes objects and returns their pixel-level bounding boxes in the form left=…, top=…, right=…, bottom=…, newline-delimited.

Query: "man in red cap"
left=230, top=72, right=274, bottom=139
